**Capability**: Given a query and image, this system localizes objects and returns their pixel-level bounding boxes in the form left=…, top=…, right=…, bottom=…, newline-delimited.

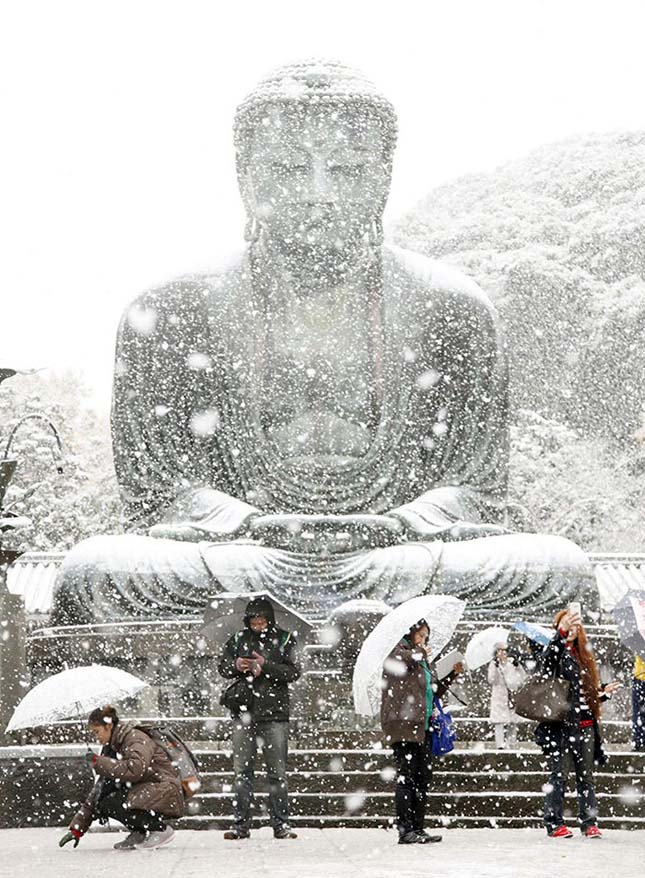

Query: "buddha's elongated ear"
left=240, top=171, right=266, bottom=244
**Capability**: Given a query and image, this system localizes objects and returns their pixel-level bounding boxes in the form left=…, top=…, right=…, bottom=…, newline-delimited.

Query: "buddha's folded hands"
left=249, top=513, right=405, bottom=552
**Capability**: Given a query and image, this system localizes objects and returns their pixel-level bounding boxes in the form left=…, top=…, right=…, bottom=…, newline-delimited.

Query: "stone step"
left=189, top=746, right=645, bottom=773
left=2, top=743, right=644, bottom=829
left=183, top=789, right=645, bottom=819
left=199, top=768, right=645, bottom=796
left=452, top=717, right=633, bottom=744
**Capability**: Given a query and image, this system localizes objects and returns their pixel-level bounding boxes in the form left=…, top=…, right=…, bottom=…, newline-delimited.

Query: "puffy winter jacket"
left=69, top=722, right=184, bottom=835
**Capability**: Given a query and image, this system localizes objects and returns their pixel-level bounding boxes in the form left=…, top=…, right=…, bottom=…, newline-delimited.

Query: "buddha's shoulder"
left=124, top=250, right=248, bottom=317
left=384, top=244, right=495, bottom=315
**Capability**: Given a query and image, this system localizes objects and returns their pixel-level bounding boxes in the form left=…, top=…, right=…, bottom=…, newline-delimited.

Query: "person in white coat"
left=488, top=644, right=525, bottom=748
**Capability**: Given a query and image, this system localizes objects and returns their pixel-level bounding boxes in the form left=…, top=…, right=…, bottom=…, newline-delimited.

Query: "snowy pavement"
left=5, top=827, right=642, bottom=878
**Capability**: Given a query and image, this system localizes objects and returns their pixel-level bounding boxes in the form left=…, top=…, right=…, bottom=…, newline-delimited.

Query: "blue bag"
left=430, top=700, right=456, bottom=756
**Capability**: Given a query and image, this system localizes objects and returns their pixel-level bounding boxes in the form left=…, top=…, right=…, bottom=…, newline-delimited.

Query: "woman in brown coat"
left=59, top=705, right=184, bottom=851
left=381, top=620, right=461, bottom=845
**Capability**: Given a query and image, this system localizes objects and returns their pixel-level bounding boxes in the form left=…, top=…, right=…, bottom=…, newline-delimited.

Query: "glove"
left=84, top=751, right=98, bottom=766
left=59, top=829, right=81, bottom=848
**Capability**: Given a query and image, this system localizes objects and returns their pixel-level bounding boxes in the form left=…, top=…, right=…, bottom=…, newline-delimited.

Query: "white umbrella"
left=6, top=664, right=149, bottom=732
left=352, top=595, right=466, bottom=716
left=464, top=626, right=510, bottom=670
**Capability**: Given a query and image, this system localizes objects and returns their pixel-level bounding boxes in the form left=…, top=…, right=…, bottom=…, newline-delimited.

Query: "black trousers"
left=633, top=678, right=645, bottom=750
left=96, top=787, right=166, bottom=834
left=392, top=730, right=433, bottom=836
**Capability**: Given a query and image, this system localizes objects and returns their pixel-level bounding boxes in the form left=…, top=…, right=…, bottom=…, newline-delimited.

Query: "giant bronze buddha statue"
left=52, top=60, right=594, bottom=624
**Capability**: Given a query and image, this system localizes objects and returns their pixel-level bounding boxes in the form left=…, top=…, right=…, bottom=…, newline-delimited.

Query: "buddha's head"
left=234, top=60, right=397, bottom=263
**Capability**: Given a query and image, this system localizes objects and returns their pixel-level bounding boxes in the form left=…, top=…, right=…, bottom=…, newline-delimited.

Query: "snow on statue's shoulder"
left=121, top=248, right=247, bottom=329
left=386, top=243, right=496, bottom=312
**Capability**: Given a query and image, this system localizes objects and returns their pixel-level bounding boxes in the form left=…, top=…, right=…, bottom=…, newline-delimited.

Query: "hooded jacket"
left=218, top=597, right=301, bottom=722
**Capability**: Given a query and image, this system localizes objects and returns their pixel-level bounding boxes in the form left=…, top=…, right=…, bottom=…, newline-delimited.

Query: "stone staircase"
left=2, top=733, right=644, bottom=831
left=2, top=619, right=642, bottom=830
left=180, top=743, right=645, bottom=830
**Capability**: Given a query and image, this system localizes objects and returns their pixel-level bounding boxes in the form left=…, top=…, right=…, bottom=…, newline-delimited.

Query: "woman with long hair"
left=536, top=608, right=621, bottom=839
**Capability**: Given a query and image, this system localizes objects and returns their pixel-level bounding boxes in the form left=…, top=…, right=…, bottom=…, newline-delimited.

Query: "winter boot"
left=273, top=826, right=298, bottom=839
left=224, top=827, right=251, bottom=840
left=415, top=830, right=442, bottom=844
left=113, top=830, right=146, bottom=850
left=135, top=825, right=175, bottom=849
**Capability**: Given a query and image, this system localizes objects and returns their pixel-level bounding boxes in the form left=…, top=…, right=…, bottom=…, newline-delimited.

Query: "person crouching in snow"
left=487, top=643, right=525, bottom=749
left=59, top=705, right=184, bottom=850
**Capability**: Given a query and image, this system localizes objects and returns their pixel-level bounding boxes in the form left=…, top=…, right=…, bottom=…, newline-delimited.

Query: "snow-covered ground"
left=6, top=827, right=641, bottom=878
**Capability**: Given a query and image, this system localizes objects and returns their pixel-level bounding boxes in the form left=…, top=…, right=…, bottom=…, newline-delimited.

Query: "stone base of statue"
left=21, top=614, right=631, bottom=742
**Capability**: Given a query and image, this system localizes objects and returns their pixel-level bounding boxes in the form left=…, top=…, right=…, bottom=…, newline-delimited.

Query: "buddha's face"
left=243, top=105, right=390, bottom=253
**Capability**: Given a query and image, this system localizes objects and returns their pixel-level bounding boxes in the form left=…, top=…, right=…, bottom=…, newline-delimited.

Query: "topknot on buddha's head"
left=234, top=59, right=398, bottom=174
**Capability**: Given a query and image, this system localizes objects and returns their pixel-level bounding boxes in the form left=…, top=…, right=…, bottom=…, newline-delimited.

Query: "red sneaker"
left=584, top=825, right=602, bottom=838
left=549, top=825, right=573, bottom=838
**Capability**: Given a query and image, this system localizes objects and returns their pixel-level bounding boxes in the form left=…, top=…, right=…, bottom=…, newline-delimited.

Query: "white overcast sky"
left=2, top=0, right=644, bottom=414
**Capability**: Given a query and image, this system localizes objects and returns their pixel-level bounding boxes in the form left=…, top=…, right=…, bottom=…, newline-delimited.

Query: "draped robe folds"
left=51, top=245, right=594, bottom=624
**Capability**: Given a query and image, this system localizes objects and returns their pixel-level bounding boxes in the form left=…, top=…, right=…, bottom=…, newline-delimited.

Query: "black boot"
left=224, top=827, right=250, bottom=840
left=415, top=830, right=442, bottom=844
left=274, top=826, right=298, bottom=839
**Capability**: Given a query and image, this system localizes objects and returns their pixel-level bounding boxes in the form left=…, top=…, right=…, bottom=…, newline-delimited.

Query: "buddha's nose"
left=301, top=158, right=336, bottom=205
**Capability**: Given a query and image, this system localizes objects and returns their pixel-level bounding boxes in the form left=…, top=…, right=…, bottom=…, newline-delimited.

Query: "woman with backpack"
left=380, top=619, right=462, bottom=845
left=536, top=608, right=621, bottom=839
left=59, top=705, right=185, bottom=850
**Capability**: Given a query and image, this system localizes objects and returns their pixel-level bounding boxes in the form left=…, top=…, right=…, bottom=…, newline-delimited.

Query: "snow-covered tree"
left=394, top=130, right=645, bottom=438
left=509, top=410, right=645, bottom=551
left=394, top=131, right=645, bottom=549
left=0, top=371, right=121, bottom=551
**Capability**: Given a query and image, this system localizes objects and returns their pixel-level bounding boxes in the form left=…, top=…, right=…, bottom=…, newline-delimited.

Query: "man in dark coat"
left=218, top=596, right=301, bottom=840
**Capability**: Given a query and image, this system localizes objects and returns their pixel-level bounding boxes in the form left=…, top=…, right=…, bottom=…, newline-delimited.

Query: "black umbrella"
left=201, top=590, right=314, bottom=647
left=612, top=590, right=645, bottom=655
